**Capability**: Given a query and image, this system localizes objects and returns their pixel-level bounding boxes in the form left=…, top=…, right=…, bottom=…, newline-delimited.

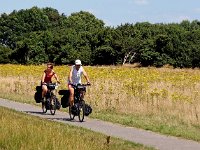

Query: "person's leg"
left=80, top=90, right=86, bottom=100
left=42, top=85, right=48, bottom=102
left=68, top=84, right=74, bottom=106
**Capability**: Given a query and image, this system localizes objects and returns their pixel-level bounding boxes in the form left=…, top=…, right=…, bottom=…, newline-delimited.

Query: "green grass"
left=0, top=106, right=153, bottom=150
left=1, top=92, right=200, bottom=142
left=91, top=109, right=200, bottom=142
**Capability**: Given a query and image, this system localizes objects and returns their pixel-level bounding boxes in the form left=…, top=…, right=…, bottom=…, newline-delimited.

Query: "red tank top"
left=44, top=70, right=55, bottom=83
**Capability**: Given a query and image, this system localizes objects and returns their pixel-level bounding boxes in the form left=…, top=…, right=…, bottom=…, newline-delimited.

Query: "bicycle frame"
left=42, top=83, right=59, bottom=115
left=73, top=84, right=86, bottom=103
left=69, top=84, right=90, bottom=122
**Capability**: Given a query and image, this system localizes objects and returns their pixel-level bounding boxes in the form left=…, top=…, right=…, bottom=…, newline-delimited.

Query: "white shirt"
left=71, top=65, right=84, bottom=84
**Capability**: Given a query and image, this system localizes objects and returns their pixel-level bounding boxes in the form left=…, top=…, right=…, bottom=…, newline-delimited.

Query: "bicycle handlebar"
left=70, top=83, right=91, bottom=87
left=70, top=83, right=90, bottom=90
left=44, top=82, right=60, bottom=90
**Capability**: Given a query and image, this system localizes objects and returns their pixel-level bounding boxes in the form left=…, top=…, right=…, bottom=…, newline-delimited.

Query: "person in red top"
left=41, top=63, right=60, bottom=102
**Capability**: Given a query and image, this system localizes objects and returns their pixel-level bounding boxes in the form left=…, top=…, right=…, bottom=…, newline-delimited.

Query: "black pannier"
left=44, top=97, right=61, bottom=110
left=34, top=86, right=42, bottom=103
left=61, top=95, right=70, bottom=108
left=71, top=103, right=79, bottom=115
left=36, top=86, right=42, bottom=91
left=59, top=90, right=70, bottom=108
left=58, top=90, right=70, bottom=95
left=85, top=104, right=92, bottom=116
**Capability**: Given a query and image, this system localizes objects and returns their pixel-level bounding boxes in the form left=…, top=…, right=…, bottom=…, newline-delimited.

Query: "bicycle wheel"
left=78, top=100, right=85, bottom=122
left=42, top=99, right=47, bottom=113
left=69, top=106, right=75, bottom=120
left=50, top=95, right=57, bottom=115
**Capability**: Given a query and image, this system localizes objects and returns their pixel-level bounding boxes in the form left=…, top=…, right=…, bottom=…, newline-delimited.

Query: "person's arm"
left=68, top=66, right=73, bottom=84
left=82, top=68, right=90, bottom=84
left=41, top=72, right=46, bottom=84
left=54, top=73, right=60, bottom=83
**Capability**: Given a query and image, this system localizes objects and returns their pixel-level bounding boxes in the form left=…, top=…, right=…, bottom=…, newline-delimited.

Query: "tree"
left=12, top=32, right=47, bottom=64
left=93, top=45, right=115, bottom=65
left=0, top=45, right=12, bottom=63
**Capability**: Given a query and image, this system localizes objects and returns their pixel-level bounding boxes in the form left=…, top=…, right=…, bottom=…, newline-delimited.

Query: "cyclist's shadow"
left=24, top=110, right=51, bottom=115
left=24, top=111, right=83, bottom=122
left=46, top=117, right=84, bottom=122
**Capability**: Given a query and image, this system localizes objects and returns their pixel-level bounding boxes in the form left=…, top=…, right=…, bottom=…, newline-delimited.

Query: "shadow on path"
left=24, top=110, right=53, bottom=116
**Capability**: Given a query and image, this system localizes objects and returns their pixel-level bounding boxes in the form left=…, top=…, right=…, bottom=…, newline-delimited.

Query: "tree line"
left=1, top=6, right=200, bottom=68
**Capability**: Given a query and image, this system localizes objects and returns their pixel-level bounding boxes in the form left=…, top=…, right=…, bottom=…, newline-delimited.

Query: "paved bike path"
left=0, top=98, right=200, bottom=150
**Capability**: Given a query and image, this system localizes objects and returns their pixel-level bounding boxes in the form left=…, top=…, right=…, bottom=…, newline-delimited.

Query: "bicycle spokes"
left=78, top=100, right=85, bottom=122
left=50, top=96, right=57, bottom=115
left=42, top=102, right=47, bottom=113
left=69, top=106, right=75, bottom=120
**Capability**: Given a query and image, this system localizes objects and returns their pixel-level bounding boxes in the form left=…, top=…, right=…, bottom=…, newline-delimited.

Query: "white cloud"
left=133, top=0, right=149, bottom=5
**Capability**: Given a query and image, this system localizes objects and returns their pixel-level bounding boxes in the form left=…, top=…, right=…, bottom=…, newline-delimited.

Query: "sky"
left=0, top=0, right=200, bottom=27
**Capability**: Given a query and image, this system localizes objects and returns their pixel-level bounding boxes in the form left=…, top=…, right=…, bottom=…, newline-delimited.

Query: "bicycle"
left=42, top=82, right=59, bottom=115
left=69, top=83, right=90, bottom=122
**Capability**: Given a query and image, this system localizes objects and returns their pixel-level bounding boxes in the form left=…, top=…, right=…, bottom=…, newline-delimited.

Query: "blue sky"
left=1, top=0, right=200, bottom=27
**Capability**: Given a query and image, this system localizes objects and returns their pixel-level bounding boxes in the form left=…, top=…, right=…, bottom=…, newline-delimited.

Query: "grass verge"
left=91, top=109, right=200, bottom=142
left=0, top=93, right=200, bottom=142
left=0, top=106, right=153, bottom=150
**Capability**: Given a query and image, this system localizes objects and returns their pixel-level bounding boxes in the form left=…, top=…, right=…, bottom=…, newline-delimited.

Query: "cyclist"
left=68, top=59, right=90, bottom=107
left=41, top=62, right=60, bottom=102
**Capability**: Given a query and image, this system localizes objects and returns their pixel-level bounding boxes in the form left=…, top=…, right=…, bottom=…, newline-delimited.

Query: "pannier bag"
left=59, top=90, right=70, bottom=108
left=61, top=95, right=70, bottom=108
left=85, top=104, right=92, bottom=116
left=71, top=103, right=79, bottom=116
left=34, top=86, right=42, bottom=103
left=58, top=90, right=70, bottom=95
left=44, top=97, right=61, bottom=110
left=71, top=103, right=92, bottom=116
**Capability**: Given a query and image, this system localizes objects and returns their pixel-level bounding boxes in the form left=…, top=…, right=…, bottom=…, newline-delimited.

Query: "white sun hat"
left=75, top=59, right=82, bottom=65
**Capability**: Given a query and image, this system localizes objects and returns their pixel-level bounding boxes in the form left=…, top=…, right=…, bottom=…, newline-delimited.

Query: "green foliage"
left=0, top=45, right=12, bottom=63
left=1, top=7, right=200, bottom=68
left=93, top=45, right=115, bottom=65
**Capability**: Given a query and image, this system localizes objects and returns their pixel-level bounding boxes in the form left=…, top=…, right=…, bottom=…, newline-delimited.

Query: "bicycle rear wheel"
left=78, top=100, right=85, bottom=122
left=50, top=95, right=57, bottom=115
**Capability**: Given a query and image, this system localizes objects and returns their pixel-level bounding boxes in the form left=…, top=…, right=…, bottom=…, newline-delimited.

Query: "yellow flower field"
left=0, top=64, right=200, bottom=124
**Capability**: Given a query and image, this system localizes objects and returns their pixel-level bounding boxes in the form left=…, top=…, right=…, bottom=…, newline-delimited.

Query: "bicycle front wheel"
left=78, top=100, right=85, bottom=122
left=42, top=98, right=47, bottom=113
left=50, top=95, right=57, bottom=115
left=42, top=102, right=47, bottom=113
left=69, top=106, right=75, bottom=120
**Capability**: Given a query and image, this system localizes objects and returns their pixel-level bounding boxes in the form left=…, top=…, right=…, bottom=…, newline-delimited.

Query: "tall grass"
left=0, top=64, right=200, bottom=140
left=0, top=106, right=152, bottom=150
left=0, top=64, right=200, bottom=123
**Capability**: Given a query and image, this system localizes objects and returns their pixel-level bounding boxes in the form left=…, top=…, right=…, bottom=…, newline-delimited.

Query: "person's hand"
left=87, top=82, right=91, bottom=85
left=68, top=80, right=73, bottom=85
left=42, top=82, right=47, bottom=85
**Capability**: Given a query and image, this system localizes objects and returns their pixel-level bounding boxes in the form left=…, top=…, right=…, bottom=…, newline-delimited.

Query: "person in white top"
left=68, top=59, right=90, bottom=106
